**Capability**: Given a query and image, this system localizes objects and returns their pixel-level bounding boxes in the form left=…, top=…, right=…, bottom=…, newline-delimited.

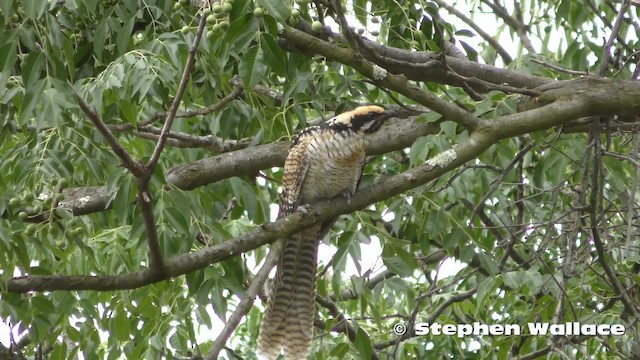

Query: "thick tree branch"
left=165, top=116, right=441, bottom=190
left=495, top=78, right=640, bottom=139
left=281, top=27, right=481, bottom=128
left=285, top=20, right=550, bottom=90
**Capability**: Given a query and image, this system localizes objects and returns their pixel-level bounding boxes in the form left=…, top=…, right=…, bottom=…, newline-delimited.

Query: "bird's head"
left=330, top=105, right=397, bottom=134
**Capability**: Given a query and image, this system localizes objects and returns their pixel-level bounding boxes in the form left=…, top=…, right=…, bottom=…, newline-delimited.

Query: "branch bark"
left=283, top=20, right=550, bottom=90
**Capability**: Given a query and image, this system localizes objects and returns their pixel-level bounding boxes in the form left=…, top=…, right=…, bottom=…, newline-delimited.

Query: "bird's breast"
left=298, top=133, right=366, bottom=203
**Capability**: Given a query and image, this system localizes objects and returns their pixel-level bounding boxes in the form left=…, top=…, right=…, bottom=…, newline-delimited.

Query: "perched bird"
left=258, top=105, right=397, bottom=359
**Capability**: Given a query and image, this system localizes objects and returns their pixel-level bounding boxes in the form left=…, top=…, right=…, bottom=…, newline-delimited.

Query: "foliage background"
left=0, top=0, right=639, bottom=359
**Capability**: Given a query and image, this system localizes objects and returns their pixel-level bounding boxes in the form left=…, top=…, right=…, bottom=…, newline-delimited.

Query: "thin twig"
left=373, top=287, right=477, bottom=350
left=586, top=0, right=637, bottom=60
left=329, top=0, right=360, bottom=51
left=315, top=295, right=381, bottom=360
left=470, top=142, right=536, bottom=222
left=589, top=117, right=640, bottom=321
left=444, top=69, right=542, bottom=96
left=531, top=58, right=588, bottom=76
left=603, top=149, right=640, bottom=167
left=136, top=181, right=166, bottom=272
left=135, top=126, right=252, bottom=152
left=626, top=134, right=639, bottom=255
left=329, top=269, right=396, bottom=301
left=109, top=85, right=244, bottom=131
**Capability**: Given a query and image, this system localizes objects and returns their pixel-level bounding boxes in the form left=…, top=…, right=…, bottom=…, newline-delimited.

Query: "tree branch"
left=205, top=238, right=284, bottom=360
left=108, top=83, right=244, bottom=132
left=146, top=14, right=208, bottom=175
left=135, top=125, right=252, bottom=152
left=283, top=20, right=550, bottom=90
left=479, top=0, right=536, bottom=54
left=74, top=93, right=144, bottom=177
left=432, top=0, right=513, bottom=65
left=373, top=287, right=477, bottom=350
left=316, top=295, right=381, bottom=360
left=165, top=116, right=440, bottom=190
left=5, top=124, right=495, bottom=292
left=280, top=26, right=482, bottom=129
left=598, top=0, right=630, bottom=76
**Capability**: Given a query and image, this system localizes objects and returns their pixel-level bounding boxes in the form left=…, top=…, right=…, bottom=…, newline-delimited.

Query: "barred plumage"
left=258, top=106, right=396, bottom=360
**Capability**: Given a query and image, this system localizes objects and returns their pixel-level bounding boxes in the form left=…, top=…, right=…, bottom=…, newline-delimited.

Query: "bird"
left=257, top=105, right=397, bottom=359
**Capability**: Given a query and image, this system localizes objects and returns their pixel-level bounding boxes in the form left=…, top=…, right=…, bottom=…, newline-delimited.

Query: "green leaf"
left=502, top=271, right=524, bottom=290
left=31, top=296, right=55, bottom=314
left=260, top=33, right=287, bottom=75
left=0, top=0, right=15, bottom=22
left=257, top=0, right=290, bottom=23
left=117, top=16, right=135, bottom=56
left=353, top=327, right=373, bottom=360
left=0, top=40, right=16, bottom=94
left=22, top=0, right=47, bottom=19
left=353, top=0, right=367, bottom=26
left=0, top=38, right=17, bottom=72
left=93, top=19, right=109, bottom=62
left=21, top=52, right=46, bottom=88
left=475, top=277, right=498, bottom=316
left=330, top=343, right=351, bottom=357
left=113, top=311, right=131, bottom=341
left=239, top=45, right=267, bottom=89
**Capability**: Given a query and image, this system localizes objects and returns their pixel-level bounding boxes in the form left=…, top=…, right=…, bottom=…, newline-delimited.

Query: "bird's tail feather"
left=258, top=228, right=320, bottom=360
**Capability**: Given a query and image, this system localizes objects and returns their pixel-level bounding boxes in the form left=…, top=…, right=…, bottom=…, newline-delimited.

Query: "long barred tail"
left=258, top=228, right=320, bottom=360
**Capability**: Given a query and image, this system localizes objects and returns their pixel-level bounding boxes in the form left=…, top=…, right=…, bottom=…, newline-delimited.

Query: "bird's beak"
left=382, top=109, right=398, bottom=120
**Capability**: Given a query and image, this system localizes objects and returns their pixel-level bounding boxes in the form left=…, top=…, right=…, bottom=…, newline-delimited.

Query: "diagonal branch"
left=373, top=287, right=477, bottom=350
left=316, top=295, right=381, bottom=360
left=432, top=0, right=513, bottom=65
left=5, top=126, right=496, bottom=293
left=598, top=0, right=630, bottom=76
left=205, top=238, right=285, bottom=360
left=74, top=93, right=144, bottom=177
left=146, top=14, right=208, bottom=176
left=479, top=0, right=536, bottom=54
